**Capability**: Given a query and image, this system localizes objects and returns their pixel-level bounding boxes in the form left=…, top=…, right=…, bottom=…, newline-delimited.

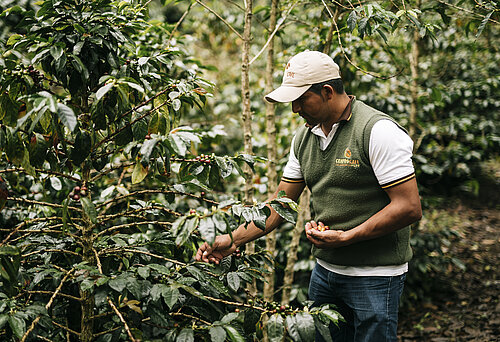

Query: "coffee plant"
left=0, top=0, right=340, bottom=341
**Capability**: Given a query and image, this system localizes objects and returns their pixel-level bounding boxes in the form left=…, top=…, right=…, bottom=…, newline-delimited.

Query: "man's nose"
left=292, top=100, right=301, bottom=113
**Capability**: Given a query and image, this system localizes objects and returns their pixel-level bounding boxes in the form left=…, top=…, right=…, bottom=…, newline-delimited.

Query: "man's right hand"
left=195, top=234, right=237, bottom=264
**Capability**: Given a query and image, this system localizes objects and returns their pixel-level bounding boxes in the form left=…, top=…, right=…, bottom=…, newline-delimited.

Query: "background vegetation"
left=0, top=0, right=498, bottom=341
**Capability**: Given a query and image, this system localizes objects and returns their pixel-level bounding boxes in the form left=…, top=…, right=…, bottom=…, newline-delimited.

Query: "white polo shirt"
left=283, top=119, right=415, bottom=276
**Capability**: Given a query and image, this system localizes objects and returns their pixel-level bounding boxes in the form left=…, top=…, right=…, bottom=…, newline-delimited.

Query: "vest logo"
left=336, top=147, right=360, bottom=167
left=344, top=148, right=352, bottom=158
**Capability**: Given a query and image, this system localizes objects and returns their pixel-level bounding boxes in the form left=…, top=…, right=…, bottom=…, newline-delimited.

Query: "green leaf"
left=109, top=276, right=128, bottom=293
left=295, top=312, right=315, bottom=340
left=315, top=316, right=333, bottom=342
left=214, top=156, right=233, bottom=178
left=321, top=308, right=341, bottom=324
left=347, top=10, right=358, bottom=32
left=172, top=98, right=181, bottom=111
left=71, top=130, right=92, bottom=165
left=285, top=315, right=302, bottom=341
left=6, top=34, right=22, bottom=46
left=198, top=217, right=216, bottom=245
left=174, top=217, right=197, bottom=245
left=132, top=117, right=148, bottom=141
left=0, top=315, right=8, bottom=329
left=176, top=328, right=194, bottom=342
left=50, top=45, right=64, bottom=60
left=150, top=284, right=163, bottom=301
left=6, top=129, right=24, bottom=165
left=49, top=177, right=62, bottom=191
left=123, top=81, right=144, bottom=93
left=71, top=54, right=89, bottom=82
left=57, top=103, right=77, bottom=131
left=139, top=138, right=158, bottom=164
left=132, top=162, right=148, bottom=184
left=218, top=312, right=238, bottom=324
left=209, top=326, right=226, bottom=342
left=21, top=146, right=35, bottom=176
left=8, top=315, right=25, bottom=339
left=80, top=197, right=97, bottom=224
left=171, top=216, right=187, bottom=236
left=267, top=313, right=285, bottom=342
left=148, top=113, right=160, bottom=134
left=226, top=272, right=240, bottom=292
left=270, top=203, right=296, bottom=224
left=0, top=93, right=19, bottom=127
left=137, top=266, right=150, bottom=279
left=96, top=83, right=114, bottom=101
left=224, top=325, right=245, bottom=342
left=251, top=206, right=268, bottom=230
left=476, top=11, right=493, bottom=38
left=162, top=286, right=179, bottom=309
left=168, top=133, right=188, bottom=156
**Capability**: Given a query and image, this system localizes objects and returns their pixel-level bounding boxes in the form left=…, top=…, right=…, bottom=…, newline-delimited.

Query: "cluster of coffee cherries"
left=69, top=185, right=88, bottom=201
left=27, top=65, right=42, bottom=85
left=195, top=153, right=213, bottom=164
left=313, top=224, right=330, bottom=232
left=232, top=249, right=242, bottom=258
left=249, top=300, right=291, bottom=314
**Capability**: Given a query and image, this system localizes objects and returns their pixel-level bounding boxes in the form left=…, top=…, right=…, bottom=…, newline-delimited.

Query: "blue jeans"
left=308, top=263, right=406, bottom=342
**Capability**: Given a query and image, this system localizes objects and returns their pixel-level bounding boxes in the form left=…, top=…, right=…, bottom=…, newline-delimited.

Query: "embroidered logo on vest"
left=336, top=147, right=360, bottom=167
left=344, top=148, right=351, bottom=158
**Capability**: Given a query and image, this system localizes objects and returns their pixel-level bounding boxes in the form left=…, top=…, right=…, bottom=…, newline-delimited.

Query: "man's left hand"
left=305, top=220, right=349, bottom=248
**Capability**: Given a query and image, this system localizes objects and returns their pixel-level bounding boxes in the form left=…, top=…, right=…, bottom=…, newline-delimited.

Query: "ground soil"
left=398, top=205, right=500, bottom=341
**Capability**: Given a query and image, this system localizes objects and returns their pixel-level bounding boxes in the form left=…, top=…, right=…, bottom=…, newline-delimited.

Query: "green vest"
left=293, top=99, right=412, bottom=266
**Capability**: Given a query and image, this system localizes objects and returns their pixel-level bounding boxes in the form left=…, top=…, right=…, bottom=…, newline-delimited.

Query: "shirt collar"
left=309, top=95, right=355, bottom=137
left=338, top=95, right=355, bottom=122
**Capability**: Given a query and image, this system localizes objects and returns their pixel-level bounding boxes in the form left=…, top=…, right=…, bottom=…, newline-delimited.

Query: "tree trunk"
left=322, top=7, right=339, bottom=55
left=241, top=0, right=256, bottom=297
left=263, top=0, right=279, bottom=303
left=80, top=223, right=94, bottom=342
left=80, top=171, right=94, bottom=342
left=282, top=188, right=310, bottom=305
left=409, top=19, right=420, bottom=142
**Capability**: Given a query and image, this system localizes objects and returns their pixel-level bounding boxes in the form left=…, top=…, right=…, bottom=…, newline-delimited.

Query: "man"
left=196, top=50, right=422, bottom=341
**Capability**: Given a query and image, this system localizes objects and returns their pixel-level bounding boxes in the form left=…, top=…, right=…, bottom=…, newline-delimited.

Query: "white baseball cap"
left=265, top=51, right=341, bottom=103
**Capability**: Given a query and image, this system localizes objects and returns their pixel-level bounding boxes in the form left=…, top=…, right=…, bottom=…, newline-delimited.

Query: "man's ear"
left=322, top=84, right=335, bottom=99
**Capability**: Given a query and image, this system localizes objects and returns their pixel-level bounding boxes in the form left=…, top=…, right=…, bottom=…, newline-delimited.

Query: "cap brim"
left=264, top=84, right=311, bottom=103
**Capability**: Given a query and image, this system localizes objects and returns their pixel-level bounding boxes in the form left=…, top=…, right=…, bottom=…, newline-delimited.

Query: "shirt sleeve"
left=369, top=120, right=415, bottom=188
left=282, top=135, right=305, bottom=183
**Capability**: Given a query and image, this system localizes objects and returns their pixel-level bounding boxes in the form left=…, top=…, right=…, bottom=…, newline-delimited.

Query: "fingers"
left=305, top=220, right=331, bottom=247
left=195, top=242, right=214, bottom=263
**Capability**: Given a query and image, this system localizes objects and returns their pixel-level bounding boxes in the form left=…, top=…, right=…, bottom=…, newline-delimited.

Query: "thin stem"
left=195, top=0, right=244, bottom=40
left=7, top=197, right=82, bottom=212
left=0, top=168, right=80, bottom=182
left=22, top=249, right=81, bottom=258
left=93, top=249, right=137, bottom=342
left=96, top=220, right=172, bottom=237
left=51, top=321, right=81, bottom=337
left=321, top=0, right=403, bottom=80
left=167, top=2, right=196, bottom=47
left=171, top=312, right=210, bottom=325
left=25, top=290, right=81, bottom=302
left=249, top=0, right=299, bottom=65
left=21, top=268, right=75, bottom=342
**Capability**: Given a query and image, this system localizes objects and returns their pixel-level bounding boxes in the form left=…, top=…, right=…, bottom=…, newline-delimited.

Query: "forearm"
left=306, top=179, right=422, bottom=249
left=230, top=180, right=305, bottom=248
left=343, top=200, right=421, bottom=244
left=232, top=207, right=284, bottom=247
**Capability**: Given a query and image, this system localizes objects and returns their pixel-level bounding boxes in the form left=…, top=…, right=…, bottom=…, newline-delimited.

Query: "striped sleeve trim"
left=282, top=177, right=305, bottom=184
left=380, top=173, right=415, bottom=189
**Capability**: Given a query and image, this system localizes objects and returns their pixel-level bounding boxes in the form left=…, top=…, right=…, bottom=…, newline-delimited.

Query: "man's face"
left=291, top=90, right=328, bottom=126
